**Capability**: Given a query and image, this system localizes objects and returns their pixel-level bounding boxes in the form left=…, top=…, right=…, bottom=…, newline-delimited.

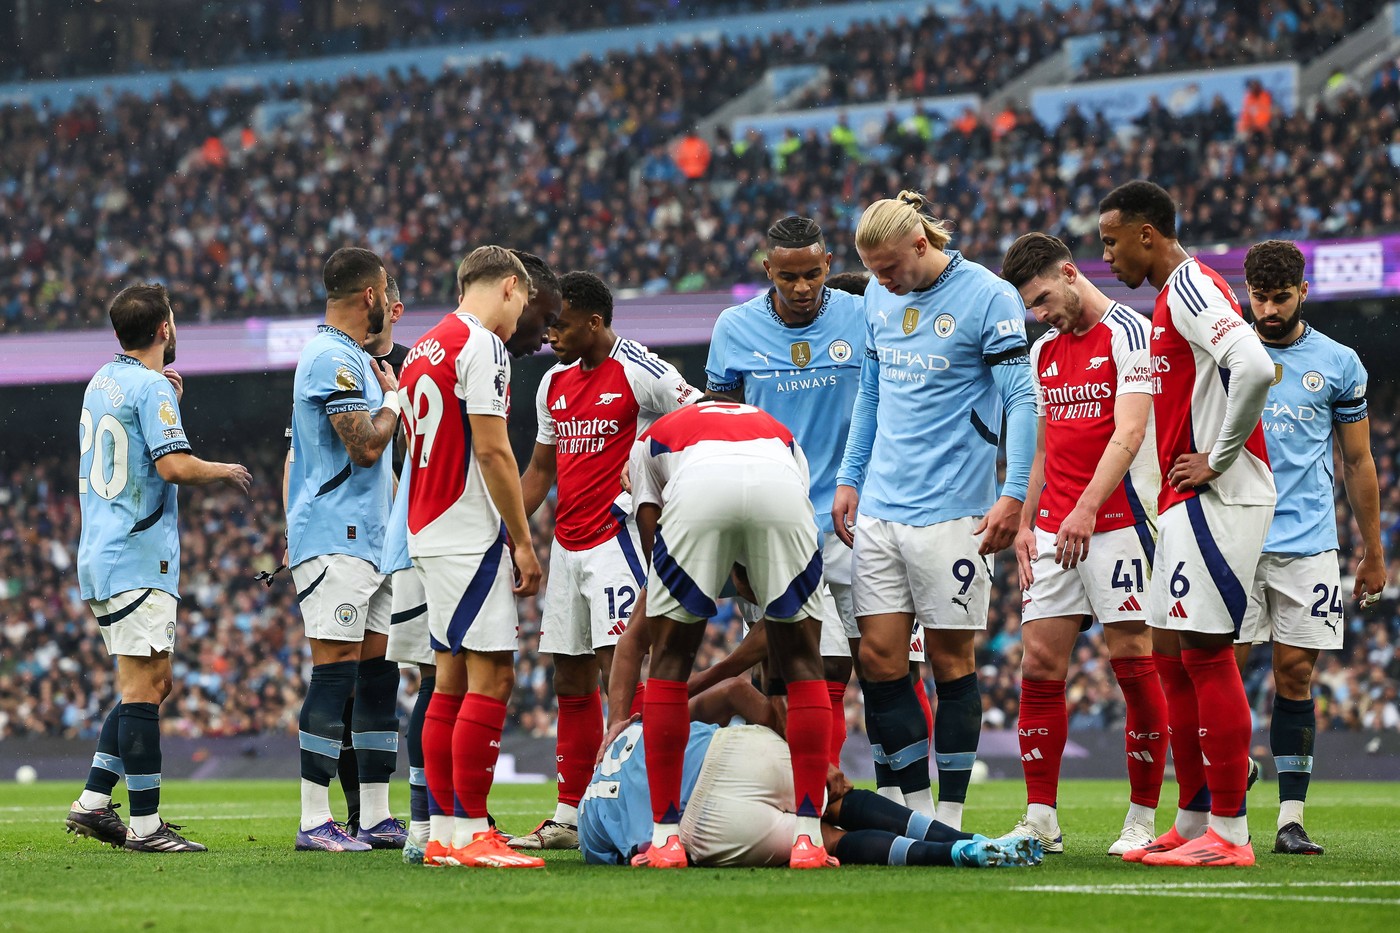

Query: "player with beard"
left=65, top=284, right=251, bottom=852
left=1234, top=239, right=1384, bottom=855
left=287, top=248, right=402, bottom=852
left=996, top=233, right=1168, bottom=855
left=512, top=271, right=698, bottom=851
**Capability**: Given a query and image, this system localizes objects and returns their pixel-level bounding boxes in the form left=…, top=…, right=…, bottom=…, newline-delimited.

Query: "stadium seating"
left=2, top=2, right=1396, bottom=335
left=4, top=399, right=1398, bottom=742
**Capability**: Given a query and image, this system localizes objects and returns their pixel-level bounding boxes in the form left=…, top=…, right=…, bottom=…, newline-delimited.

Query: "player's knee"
left=856, top=641, right=905, bottom=682
left=552, top=655, right=599, bottom=696
left=822, top=655, right=853, bottom=685
left=1273, top=656, right=1315, bottom=700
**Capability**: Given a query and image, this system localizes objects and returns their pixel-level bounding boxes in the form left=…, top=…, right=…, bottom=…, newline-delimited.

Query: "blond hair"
left=456, top=245, right=532, bottom=298
left=855, top=190, right=952, bottom=253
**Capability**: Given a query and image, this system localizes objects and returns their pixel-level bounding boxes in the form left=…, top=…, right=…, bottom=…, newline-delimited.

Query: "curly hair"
left=559, top=270, right=614, bottom=326
left=1244, top=240, right=1305, bottom=292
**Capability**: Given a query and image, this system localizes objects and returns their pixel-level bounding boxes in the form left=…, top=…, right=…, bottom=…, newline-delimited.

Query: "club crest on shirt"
left=1271, top=363, right=1284, bottom=387
left=1302, top=371, right=1324, bottom=392
left=158, top=400, right=178, bottom=426
left=933, top=313, right=956, bottom=338
left=790, top=341, right=812, bottom=368
left=902, top=308, right=920, bottom=335
left=828, top=339, right=853, bottom=363
left=335, top=366, right=358, bottom=391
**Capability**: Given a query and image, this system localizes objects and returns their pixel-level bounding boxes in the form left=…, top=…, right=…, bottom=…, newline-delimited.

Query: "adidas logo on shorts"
left=1117, top=595, right=1142, bottom=613
left=606, top=621, right=627, bottom=637
left=1169, top=601, right=1189, bottom=619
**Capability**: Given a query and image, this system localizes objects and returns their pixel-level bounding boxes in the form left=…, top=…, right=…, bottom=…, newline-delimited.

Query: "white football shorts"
left=1237, top=550, right=1343, bottom=651
left=680, top=724, right=807, bottom=867
left=852, top=515, right=992, bottom=631
left=385, top=565, right=433, bottom=667
left=415, top=539, right=519, bottom=655
left=1022, top=524, right=1154, bottom=625
left=91, top=587, right=178, bottom=657
left=291, top=554, right=391, bottom=643
left=539, top=522, right=648, bottom=657
left=1148, top=491, right=1271, bottom=638
left=646, top=463, right=822, bottom=625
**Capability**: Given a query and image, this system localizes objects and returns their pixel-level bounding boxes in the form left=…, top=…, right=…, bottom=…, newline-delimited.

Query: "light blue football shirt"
left=836, top=251, right=1036, bottom=525
left=78, top=354, right=193, bottom=601
left=578, top=721, right=718, bottom=865
left=287, top=324, right=393, bottom=569
left=1258, top=324, right=1368, bottom=556
left=705, top=286, right=864, bottom=533
left=380, top=457, right=412, bottom=574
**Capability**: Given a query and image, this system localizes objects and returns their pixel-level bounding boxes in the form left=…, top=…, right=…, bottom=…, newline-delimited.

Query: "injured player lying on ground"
left=581, top=598, right=1044, bottom=869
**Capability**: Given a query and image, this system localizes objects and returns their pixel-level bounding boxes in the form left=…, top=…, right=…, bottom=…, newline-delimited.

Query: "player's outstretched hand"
left=597, top=713, right=640, bottom=766
left=511, top=540, right=542, bottom=597
left=831, top=485, right=860, bottom=548
left=975, top=495, right=1021, bottom=555
left=1167, top=451, right=1219, bottom=492
left=162, top=367, right=184, bottom=402
left=222, top=463, right=252, bottom=495
left=1355, top=551, right=1387, bottom=608
left=1054, top=504, right=1094, bottom=570
left=1015, top=525, right=1037, bottom=591
left=372, top=358, right=399, bottom=396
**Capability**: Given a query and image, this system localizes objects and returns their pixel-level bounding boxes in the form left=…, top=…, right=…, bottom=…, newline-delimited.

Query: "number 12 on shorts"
left=1112, top=558, right=1146, bottom=593
left=604, top=585, right=636, bottom=621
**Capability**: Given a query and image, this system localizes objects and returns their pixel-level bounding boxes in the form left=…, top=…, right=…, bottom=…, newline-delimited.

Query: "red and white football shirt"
left=536, top=337, right=697, bottom=550
left=630, top=401, right=808, bottom=512
left=1151, top=258, right=1273, bottom=514
left=400, top=312, right=511, bottom=557
left=1030, top=302, right=1159, bottom=533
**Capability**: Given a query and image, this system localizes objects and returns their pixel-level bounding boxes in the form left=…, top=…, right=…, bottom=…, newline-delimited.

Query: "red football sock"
left=914, top=675, right=934, bottom=753
left=642, top=678, right=689, bottom=825
left=555, top=690, right=603, bottom=809
left=825, top=680, right=849, bottom=767
left=451, top=693, right=507, bottom=819
left=1180, top=646, right=1251, bottom=818
left=1154, top=651, right=1209, bottom=812
left=423, top=691, right=464, bottom=817
left=1017, top=678, right=1067, bottom=807
left=629, top=682, right=645, bottom=720
left=1112, top=655, right=1169, bottom=808
left=786, top=680, right=833, bottom=819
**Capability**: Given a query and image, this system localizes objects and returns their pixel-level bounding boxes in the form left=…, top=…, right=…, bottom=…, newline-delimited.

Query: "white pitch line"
left=1017, top=881, right=1400, bottom=891
left=1009, top=888, right=1398, bottom=906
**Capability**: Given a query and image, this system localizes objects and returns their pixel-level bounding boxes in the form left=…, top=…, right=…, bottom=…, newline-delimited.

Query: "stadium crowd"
left=3, top=3, right=1399, bottom=336
left=4, top=391, right=1399, bottom=742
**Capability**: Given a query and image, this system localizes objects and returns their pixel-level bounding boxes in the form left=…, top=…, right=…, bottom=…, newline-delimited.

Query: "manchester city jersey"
left=77, top=354, right=193, bottom=601
left=706, top=287, right=863, bottom=534
left=578, top=721, right=718, bottom=865
left=838, top=251, right=1032, bottom=524
left=380, top=457, right=412, bottom=574
left=287, top=324, right=393, bottom=569
left=1259, top=324, right=1368, bottom=556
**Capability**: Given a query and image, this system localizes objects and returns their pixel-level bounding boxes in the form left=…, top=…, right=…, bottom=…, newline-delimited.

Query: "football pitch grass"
left=2, top=779, right=1397, bottom=932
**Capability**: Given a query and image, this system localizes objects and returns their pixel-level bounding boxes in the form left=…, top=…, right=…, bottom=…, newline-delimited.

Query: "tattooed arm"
left=328, top=359, right=400, bottom=467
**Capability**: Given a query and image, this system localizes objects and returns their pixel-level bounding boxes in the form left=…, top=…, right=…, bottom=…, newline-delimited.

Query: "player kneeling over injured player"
left=624, top=397, right=835, bottom=869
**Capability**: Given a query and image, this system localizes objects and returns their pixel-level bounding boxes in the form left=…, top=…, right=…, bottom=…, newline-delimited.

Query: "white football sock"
left=552, top=802, right=580, bottom=825
left=429, top=815, right=454, bottom=845
left=359, top=782, right=391, bottom=829
left=935, top=800, right=964, bottom=831
left=130, top=812, right=162, bottom=837
left=794, top=815, right=824, bottom=846
left=651, top=822, right=680, bottom=848
left=1210, top=813, right=1250, bottom=847
left=903, top=788, right=935, bottom=817
left=300, top=778, right=332, bottom=832
left=78, top=790, right=112, bottom=811
left=451, top=816, right=490, bottom=847
left=1278, top=799, right=1304, bottom=829
left=1127, top=802, right=1155, bottom=825
left=1174, top=808, right=1208, bottom=839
